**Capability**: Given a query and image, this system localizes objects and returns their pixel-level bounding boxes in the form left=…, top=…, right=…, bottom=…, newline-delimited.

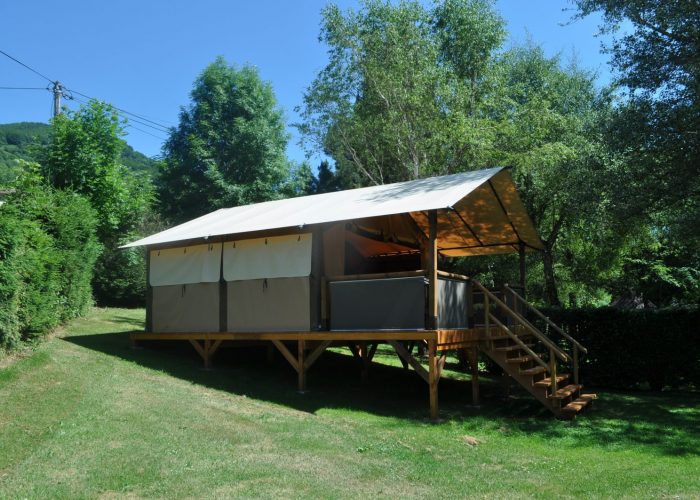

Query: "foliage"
left=299, top=0, right=506, bottom=186
left=158, top=57, right=294, bottom=223
left=540, top=306, right=700, bottom=390
left=40, top=101, right=155, bottom=306
left=0, top=165, right=100, bottom=350
left=301, top=0, right=621, bottom=305
left=574, top=0, right=700, bottom=305
left=0, top=122, right=157, bottom=185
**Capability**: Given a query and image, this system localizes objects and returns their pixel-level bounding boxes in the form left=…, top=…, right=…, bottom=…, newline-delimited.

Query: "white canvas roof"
left=124, top=167, right=544, bottom=256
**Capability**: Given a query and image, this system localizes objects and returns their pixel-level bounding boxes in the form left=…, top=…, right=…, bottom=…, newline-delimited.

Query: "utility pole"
left=51, top=81, right=63, bottom=117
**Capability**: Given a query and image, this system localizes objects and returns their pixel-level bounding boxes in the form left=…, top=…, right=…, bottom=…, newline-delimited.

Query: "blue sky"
left=1, top=1, right=612, bottom=165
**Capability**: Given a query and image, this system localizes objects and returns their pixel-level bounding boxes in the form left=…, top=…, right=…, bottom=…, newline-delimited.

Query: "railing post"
left=549, top=347, right=558, bottom=397
left=573, top=345, right=579, bottom=386
left=484, top=293, right=490, bottom=337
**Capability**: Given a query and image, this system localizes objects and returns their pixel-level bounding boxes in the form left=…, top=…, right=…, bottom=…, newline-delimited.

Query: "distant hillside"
left=0, top=122, right=159, bottom=184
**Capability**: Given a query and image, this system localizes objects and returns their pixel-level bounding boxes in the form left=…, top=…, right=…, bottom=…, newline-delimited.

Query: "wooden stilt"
left=203, top=339, right=212, bottom=369
left=467, top=346, right=480, bottom=405
left=360, top=341, right=369, bottom=384
left=428, top=339, right=439, bottom=421
left=266, top=343, right=275, bottom=364
left=298, top=339, right=307, bottom=393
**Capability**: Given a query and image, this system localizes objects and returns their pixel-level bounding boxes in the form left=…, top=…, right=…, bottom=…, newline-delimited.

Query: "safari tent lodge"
left=125, top=167, right=594, bottom=419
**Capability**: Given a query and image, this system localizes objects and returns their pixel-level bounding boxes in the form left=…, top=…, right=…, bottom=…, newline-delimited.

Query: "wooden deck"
left=129, top=327, right=509, bottom=420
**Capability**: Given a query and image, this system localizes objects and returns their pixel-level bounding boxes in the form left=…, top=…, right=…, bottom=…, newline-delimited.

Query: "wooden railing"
left=503, top=285, right=587, bottom=385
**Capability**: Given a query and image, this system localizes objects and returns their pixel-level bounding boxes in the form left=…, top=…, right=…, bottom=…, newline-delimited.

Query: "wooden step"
left=495, top=344, right=534, bottom=352
left=520, top=366, right=546, bottom=376
left=560, top=394, right=597, bottom=416
left=549, top=384, right=583, bottom=400
left=533, top=374, right=570, bottom=388
left=506, top=355, right=536, bottom=364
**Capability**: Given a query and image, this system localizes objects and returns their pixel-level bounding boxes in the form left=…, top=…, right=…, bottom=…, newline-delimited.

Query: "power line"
left=0, top=49, right=54, bottom=83
left=126, top=124, right=168, bottom=141
left=1, top=47, right=174, bottom=132
left=0, top=86, right=47, bottom=90
left=71, top=94, right=171, bottom=133
left=69, top=88, right=173, bottom=130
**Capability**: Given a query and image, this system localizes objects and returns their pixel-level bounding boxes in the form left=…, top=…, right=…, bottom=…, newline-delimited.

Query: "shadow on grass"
left=64, top=331, right=700, bottom=456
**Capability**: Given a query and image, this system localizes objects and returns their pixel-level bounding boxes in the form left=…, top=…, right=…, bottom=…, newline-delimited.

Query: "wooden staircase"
left=472, top=281, right=597, bottom=419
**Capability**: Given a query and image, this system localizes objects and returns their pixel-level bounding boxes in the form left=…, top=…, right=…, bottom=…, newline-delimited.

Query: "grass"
left=1, top=308, right=699, bottom=498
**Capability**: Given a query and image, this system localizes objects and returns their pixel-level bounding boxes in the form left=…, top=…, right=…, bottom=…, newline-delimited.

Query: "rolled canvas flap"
left=223, top=233, right=312, bottom=281
left=150, top=243, right=222, bottom=286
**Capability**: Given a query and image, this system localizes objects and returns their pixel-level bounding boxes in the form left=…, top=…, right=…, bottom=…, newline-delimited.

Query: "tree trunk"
left=542, top=245, right=561, bottom=307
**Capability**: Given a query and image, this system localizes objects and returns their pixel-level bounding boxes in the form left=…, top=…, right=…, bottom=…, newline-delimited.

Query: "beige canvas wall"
left=151, top=282, right=219, bottom=332
left=227, top=277, right=310, bottom=332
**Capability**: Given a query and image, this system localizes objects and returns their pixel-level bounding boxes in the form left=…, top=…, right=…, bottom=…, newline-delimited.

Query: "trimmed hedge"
left=538, top=307, right=700, bottom=390
left=0, top=173, right=100, bottom=350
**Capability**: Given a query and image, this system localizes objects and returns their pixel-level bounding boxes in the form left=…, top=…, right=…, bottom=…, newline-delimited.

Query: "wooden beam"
left=367, top=342, right=378, bottom=362
left=298, top=339, right=307, bottom=392
left=428, top=339, right=439, bottom=420
left=427, top=210, right=438, bottom=330
left=326, top=270, right=426, bottom=283
left=189, top=339, right=206, bottom=361
left=360, top=341, right=369, bottom=384
left=271, top=340, right=299, bottom=373
left=388, top=340, right=429, bottom=384
left=467, top=346, right=480, bottom=405
left=145, top=250, right=153, bottom=332
left=304, top=340, right=332, bottom=371
left=519, top=241, right=526, bottom=300
left=130, top=331, right=439, bottom=341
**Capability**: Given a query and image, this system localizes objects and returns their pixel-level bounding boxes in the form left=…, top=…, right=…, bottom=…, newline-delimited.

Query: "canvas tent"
left=124, top=167, right=543, bottom=334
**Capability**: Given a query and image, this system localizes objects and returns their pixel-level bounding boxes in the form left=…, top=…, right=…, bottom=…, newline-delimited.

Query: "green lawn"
left=1, top=308, right=698, bottom=498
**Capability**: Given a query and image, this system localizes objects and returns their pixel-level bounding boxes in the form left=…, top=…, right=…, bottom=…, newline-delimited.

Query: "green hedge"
left=538, top=307, right=700, bottom=390
left=0, top=173, right=100, bottom=350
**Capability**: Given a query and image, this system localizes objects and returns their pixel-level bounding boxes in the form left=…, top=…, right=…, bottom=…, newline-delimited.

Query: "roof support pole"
left=427, top=210, right=438, bottom=330
left=519, top=241, right=526, bottom=301
left=145, top=249, right=153, bottom=333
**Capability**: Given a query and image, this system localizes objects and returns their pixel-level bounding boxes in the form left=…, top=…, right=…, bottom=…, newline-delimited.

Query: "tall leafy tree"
left=490, top=45, right=613, bottom=305
left=41, top=100, right=154, bottom=306
left=575, top=0, right=700, bottom=305
left=159, top=57, right=292, bottom=223
left=298, top=0, right=505, bottom=185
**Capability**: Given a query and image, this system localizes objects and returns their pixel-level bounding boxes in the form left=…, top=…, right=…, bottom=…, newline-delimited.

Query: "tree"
left=298, top=0, right=505, bottom=186
left=41, top=100, right=154, bottom=306
left=489, top=45, right=614, bottom=305
left=158, top=57, right=293, bottom=223
left=300, top=0, right=616, bottom=305
left=574, top=0, right=700, bottom=305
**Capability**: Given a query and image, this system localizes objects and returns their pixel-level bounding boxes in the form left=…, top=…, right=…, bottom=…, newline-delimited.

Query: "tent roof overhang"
left=123, top=167, right=544, bottom=257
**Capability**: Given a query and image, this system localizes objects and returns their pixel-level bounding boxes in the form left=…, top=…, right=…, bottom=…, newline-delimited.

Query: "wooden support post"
left=573, top=345, right=579, bottom=386
left=428, top=338, right=439, bottom=421
left=145, top=249, right=153, bottom=333
left=427, top=210, right=438, bottom=330
left=467, top=346, right=480, bottom=406
left=519, top=241, right=526, bottom=301
left=267, top=343, right=275, bottom=363
left=360, top=341, right=369, bottom=384
left=298, top=339, right=307, bottom=393
left=203, top=339, right=212, bottom=369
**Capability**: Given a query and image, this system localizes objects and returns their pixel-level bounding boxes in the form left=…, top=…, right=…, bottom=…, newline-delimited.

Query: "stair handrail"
left=487, top=313, right=549, bottom=371
left=503, top=285, right=588, bottom=355
left=470, top=279, right=570, bottom=363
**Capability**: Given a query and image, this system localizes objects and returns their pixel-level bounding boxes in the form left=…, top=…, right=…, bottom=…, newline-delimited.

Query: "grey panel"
left=330, top=277, right=426, bottom=330
left=438, top=278, right=469, bottom=329
left=228, top=277, right=311, bottom=332
left=152, top=283, right=219, bottom=332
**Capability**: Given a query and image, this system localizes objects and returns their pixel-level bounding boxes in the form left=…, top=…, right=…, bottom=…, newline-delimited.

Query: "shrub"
left=0, top=168, right=100, bottom=350
left=538, top=306, right=700, bottom=390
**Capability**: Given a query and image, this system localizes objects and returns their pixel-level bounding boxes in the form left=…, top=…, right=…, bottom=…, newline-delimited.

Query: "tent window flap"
left=223, top=233, right=313, bottom=281
left=149, top=243, right=222, bottom=286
